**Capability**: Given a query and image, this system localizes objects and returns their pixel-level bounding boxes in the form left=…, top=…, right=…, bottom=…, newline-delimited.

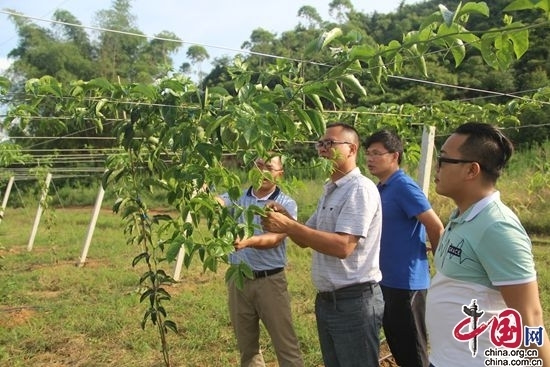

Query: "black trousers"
left=381, top=285, right=429, bottom=367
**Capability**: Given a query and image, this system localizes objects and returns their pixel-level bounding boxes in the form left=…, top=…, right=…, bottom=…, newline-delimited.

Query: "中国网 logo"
left=452, top=299, right=544, bottom=362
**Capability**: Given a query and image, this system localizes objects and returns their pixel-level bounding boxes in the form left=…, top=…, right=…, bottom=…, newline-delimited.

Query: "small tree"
left=186, top=45, right=210, bottom=84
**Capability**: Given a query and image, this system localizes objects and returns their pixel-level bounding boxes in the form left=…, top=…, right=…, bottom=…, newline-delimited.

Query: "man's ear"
left=349, top=142, right=358, bottom=156
left=468, top=162, right=483, bottom=179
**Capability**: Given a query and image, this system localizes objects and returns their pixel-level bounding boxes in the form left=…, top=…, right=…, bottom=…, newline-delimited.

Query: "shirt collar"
left=333, top=167, right=361, bottom=187
left=246, top=186, right=281, bottom=201
left=377, top=169, right=403, bottom=190
left=451, top=191, right=500, bottom=222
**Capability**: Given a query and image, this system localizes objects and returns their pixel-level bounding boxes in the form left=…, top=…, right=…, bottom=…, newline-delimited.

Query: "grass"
left=0, top=206, right=322, bottom=367
left=1, top=143, right=550, bottom=366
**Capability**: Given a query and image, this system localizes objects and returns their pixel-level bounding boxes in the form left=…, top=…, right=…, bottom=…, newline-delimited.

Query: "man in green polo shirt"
left=426, top=122, right=550, bottom=367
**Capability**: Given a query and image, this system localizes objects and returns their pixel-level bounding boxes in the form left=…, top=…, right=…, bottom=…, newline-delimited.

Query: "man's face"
left=435, top=133, right=471, bottom=198
left=253, top=157, right=283, bottom=190
left=365, top=142, right=396, bottom=179
left=316, top=126, right=354, bottom=163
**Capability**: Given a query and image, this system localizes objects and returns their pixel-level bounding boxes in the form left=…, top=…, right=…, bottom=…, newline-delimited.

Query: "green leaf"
left=131, top=84, right=158, bottom=100
left=504, top=0, right=538, bottom=12
left=368, top=56, right=385, bottom=84
left=480, top=35, right=499, bottom=69
left=320, top=27, right=343, bottom=49
left=95, top=98, right=108, bottom=118
left=536, top=0, right=550, bottom=12
left=139, top=271, right=153, bottom=284
left=239, top=262, right=254, bottom=280
left=329, top=80, right=346, bottom=102
left=303, top=83, right=343, bottom=106
left=414, top=55, right=428, bottom=77
left=86, top=77, right=114, bottom=91
left=348, top=45, right=376, bottom=62
left=304, top=38, right=320, bottom=56
left=277, top=112, right=297, bottom=136
left=160, top=79, right=186, bottom=93
left=166, top=239, right=184, bottom=263
left=306, top=93, right=324, bottom=111
left=141, top=310, right=152, bottom=329
left=294, top=108, right=313, bottom=134
left=228, top=185, right=242, bottom=201
left=139, top=288, right=154, bottom=303
left=196, top=142, right=221, bottom=167
left=202, top=86, right=209, bottom=109
left=0, top=76, right=11, bottom=92
left=306, top=109, right=325, bottom=136
left=449, top=38, right=466, bottom=66
left=393, top=53, right=403, bottom=73
left=508, top=26, right=529, bottom=58
left=132, top=252, right=149, bottom=267
left=225, top=265, right=239, bottom=284
left=458, top=2, right=490, bottom=17
left=338, top=74, right=367, bottom=97
left=164, top=320, right=178, bottom=334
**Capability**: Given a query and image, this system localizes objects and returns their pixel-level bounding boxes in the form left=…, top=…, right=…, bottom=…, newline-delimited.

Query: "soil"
left=379, top=340, right=399, bottom=366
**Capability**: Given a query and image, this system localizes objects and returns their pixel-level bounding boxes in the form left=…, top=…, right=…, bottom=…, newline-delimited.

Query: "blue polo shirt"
left=378, top=169, right=431, bottom=290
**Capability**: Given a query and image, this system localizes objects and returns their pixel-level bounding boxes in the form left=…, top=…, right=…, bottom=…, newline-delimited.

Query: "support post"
left=173, top=213, right=192, bottom=281
left=417, top=125, right=436, bottom=197
left=0, top=176, right=15, bottom=224
left=77, top=183, right=106, bottom=267
left=27, top=173, right=52, bottom=251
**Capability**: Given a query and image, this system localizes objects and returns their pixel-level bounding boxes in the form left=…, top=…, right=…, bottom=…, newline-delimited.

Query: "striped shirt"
left=306, top=167, right=383, bottom=291
left=221, top=186, right=297, bottom=271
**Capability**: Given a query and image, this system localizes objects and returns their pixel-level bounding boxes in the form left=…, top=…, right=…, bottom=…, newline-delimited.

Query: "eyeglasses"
left=254, top=162, right=283, bottom=172
left=365, top=150, right=393, bottom=157
left=316, top=140, right=352, bottom=149
left=437, top=156, right=477, bottom=168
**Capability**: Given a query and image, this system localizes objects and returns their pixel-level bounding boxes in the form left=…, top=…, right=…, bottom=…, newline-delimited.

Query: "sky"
left=0, top=0, right=417, bottom=74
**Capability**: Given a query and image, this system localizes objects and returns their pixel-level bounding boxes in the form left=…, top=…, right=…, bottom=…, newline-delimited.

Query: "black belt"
left=252, top=267, right=284, bottom=279
left=317, top=281, right=378, bottom=301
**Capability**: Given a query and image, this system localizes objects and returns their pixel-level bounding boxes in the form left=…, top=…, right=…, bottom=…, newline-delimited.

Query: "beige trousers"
left=228, top=270, right=304, bottom=367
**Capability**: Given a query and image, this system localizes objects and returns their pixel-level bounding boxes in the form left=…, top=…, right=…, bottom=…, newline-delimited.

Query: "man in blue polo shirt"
left=364, top=129, right=443, bottom=367
left=219, top=155, right=303, bottom=367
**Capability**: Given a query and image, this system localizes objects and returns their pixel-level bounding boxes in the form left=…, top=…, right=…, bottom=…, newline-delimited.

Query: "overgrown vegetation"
left=2, top=1, right=550, bottom=365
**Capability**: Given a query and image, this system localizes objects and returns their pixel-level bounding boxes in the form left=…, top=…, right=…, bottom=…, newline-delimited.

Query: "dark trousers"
left=316, top=282, right=384, bottom=367
left=381, top=285, right=429, bottom=367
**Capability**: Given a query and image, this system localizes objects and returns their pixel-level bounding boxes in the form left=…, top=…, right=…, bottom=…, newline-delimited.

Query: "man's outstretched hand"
left=262, top=201, right=293, bottom=233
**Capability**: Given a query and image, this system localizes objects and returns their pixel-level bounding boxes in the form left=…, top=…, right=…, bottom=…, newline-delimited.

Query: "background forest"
left=2, top=0, right=550, bottom=154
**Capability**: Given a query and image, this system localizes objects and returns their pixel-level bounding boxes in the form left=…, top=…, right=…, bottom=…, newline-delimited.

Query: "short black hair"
left=454, top=122, right=514, bottom=183
left=326, top=122, right=360, bottom=146
left=364, top=129, right=404, bottom=164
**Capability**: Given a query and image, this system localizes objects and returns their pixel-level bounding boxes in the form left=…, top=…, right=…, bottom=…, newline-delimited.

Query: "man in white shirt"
left=262, top=122, right=384, bottom=367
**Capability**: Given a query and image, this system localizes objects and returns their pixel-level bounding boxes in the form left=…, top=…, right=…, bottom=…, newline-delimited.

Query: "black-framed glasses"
left=365, top=150, right=393, bottom=157
left=254, top=161, right=283, bottom=172
left=437, top=156, right=477, bottom=168
left=316, top=140, right=351, bottom=149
